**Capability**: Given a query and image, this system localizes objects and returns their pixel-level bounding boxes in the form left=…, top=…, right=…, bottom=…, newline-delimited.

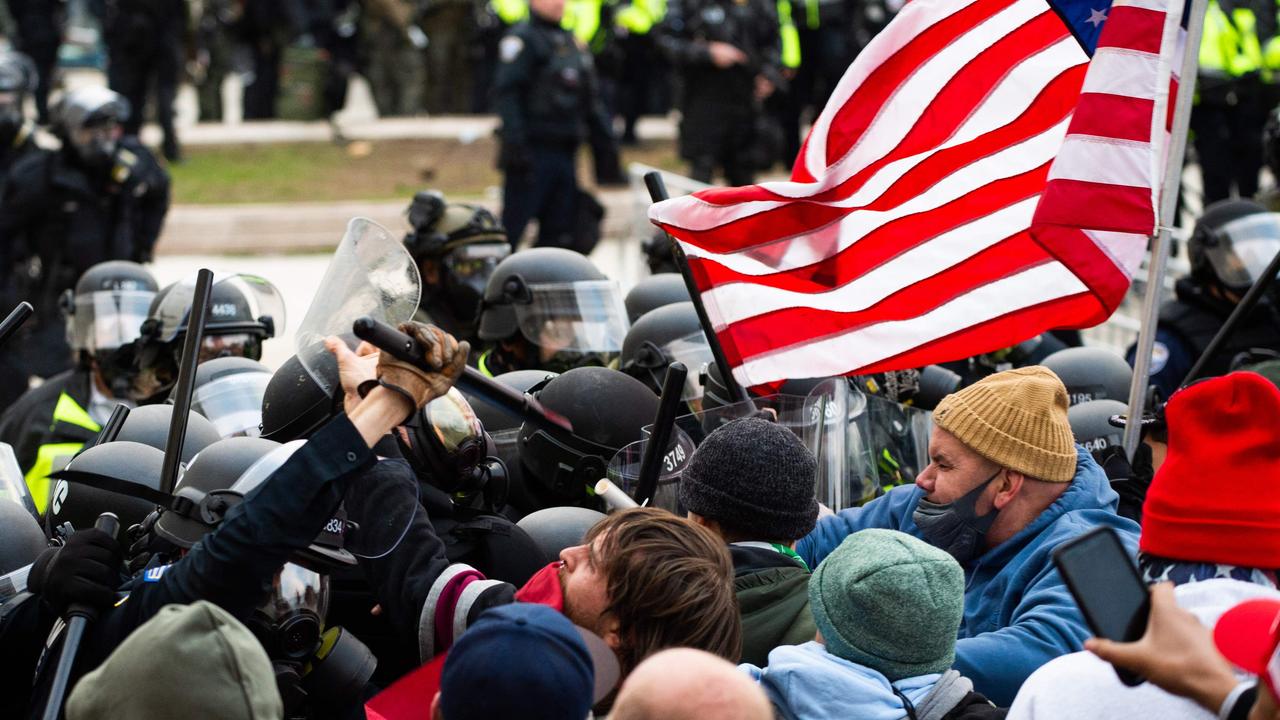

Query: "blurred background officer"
left=1192, top=0, right=1268, bottom=204
left=0, top=87, right=170, bottom=404
left=493, top=0, right=618, bottom=249
left=402, top=190, right=512, bottom=346
left=190, top=0, right=241, bottom=123
left=657, top=0, right=783, bottom=185
left=0, top=261, right=157, bottom=516
left=0, top=51, right=38, bottom=178
left=103, top=0, right=187, bottom=161
left=1127, top=199, right=1280, bottom=397
left=3, top=0, right=64, bottom=124
left=363, top=0, right=427, bottom=117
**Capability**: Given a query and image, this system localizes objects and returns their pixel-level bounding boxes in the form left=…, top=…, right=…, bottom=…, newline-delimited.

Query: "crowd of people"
left=0, top=178, right=1276, bottom=720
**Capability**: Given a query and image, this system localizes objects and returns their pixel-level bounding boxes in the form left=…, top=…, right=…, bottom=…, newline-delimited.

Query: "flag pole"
left=1123, top=0, right=1208, bottom=459
left=644, top=171, right=752, bottom=403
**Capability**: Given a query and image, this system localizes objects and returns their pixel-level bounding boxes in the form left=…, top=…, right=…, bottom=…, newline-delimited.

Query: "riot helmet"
left=517, top=367, right=659, bottom=505
left=260, top=350, right=342, bottom=443
left=1068, top=398, right=1128, bottom=457
left=404, top=191, right=511, bottom=342
left=61, top=260, right=158, bottom=398
left=0, top=501, right=44, bottom=574
left=621, top=302, right=712, bottom=401
left=53, top=85, right=130, bottom=170
left=183, top=356, right=272, bottom=438
left=1189, top=199, right=1280, bottom=295
left=464, top=369, right=560, bottom=433
left=136, top=273, right=285, bottom=401
left=115, top=404, right=221, bottom=463
left=477, top=248, right=629, bottom=373
left=0, top=51, right=36, bottom=140
left=47, top=441, right=167, bottom=532
left=153, top=436, right=280, bottom=548
left=623, top=273, right=690, bottom=323
left=516, top=506, right=607, bottom=564
left=1042, top=348, right=1133, bottom=406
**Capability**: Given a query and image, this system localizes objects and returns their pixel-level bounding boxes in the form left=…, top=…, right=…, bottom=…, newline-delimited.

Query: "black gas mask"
left=397, top=388, right=510, bottom=510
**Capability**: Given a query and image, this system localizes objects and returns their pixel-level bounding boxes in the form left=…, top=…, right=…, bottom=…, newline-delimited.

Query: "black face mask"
left=912, top=469, right=1002, bottom=564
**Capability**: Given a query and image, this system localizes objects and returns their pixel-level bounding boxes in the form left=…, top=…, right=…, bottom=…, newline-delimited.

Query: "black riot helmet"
left=623, top=273, right=690, bottom=323
left=1068, top=398, right=1128, bottom=457
left=516, top=506, right=607, bottom=564
left=116, top=404, right=222, bottom=462
left=621, top=302, right=713, bottom=400
left=61, top=260, right=158, bottom=397
left=136, top=273, right=285, bottom=401
left=1041, top=347, right=1134, bottom=406
left=477, top=248, right=629, bottom=373
left=404, top=191, right=511, bottom=342
left=0, top=501, right=46, bottom=574
left=183, top=356, right=272, bottom=438
left=260, top=352, right=343, bottom=443
left=52, top=85, right=130, bottom=169
left=517, top=367, right=660, bottom=505
left=47, top=441, right=167, bottom=532
left=1189, top=199, right=1280, bottom=295
left=153, top=436, right=280, bottom=548
left=464, top=369, right=560, bottom=433
left=0, top=51, right=36, bottom=140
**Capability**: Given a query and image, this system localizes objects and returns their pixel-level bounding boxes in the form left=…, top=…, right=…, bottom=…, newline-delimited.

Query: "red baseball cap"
left=1214, top=598, right=1280, bottom=695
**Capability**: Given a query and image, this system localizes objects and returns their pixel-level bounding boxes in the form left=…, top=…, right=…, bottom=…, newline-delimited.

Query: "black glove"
left=499, top=141, right=533, bottom=175
left=27, top=528, right=123, bottom=614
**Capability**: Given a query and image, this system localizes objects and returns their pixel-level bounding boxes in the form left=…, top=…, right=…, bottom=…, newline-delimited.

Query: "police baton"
left=41, top=512, right=121, bottom=720
left=1182, top=243, right=1280, bottom=387
left=160, top=269, right=214, bottom=496
left=0, top=301, right=34, bottom=347
left=351, top=317, right=575, bottom=435
left=633, top=362, right=687, bottom=506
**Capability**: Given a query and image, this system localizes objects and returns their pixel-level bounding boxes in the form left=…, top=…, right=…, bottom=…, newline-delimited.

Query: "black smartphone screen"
left=1053, top=527, right=1149, bottom=643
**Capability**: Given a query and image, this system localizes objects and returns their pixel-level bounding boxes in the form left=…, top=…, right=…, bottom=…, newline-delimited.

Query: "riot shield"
left=0, top=443, right=38, bottom=521
left=295, top=218, right=422, bottom=396
left=605, top=428, right=698, bottom=513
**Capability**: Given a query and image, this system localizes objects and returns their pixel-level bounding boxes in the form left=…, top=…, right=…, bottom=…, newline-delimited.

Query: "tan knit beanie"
left=932, top=366, right=1077, bottom=483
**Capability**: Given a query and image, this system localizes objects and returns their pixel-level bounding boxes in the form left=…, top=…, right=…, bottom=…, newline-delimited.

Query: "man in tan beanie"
left=798, top=366, right=1140, bottom=707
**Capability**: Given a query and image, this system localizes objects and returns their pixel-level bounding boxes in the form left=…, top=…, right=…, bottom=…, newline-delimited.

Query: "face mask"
left=515, top=561, right=566, bottom=611
left=912, top=469, right=1001, bottom=564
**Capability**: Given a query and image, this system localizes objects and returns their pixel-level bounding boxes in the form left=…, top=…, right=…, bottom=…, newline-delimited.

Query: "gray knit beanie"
left=679, top=416, right=819, bottom=541
left=809, top=529, right=965, bottom=681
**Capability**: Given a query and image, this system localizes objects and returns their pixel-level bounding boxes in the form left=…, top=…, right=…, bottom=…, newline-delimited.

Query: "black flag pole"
left=644, top=171, right=751, bottom=404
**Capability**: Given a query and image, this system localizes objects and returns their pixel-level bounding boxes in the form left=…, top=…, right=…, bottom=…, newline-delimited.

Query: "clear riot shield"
left=295, top=218, right=422, bottom=396
left=229, top=440, right=420, bottom=560
left=0, top=443, right=38, bottom=521
left=605, top=427, right=698, bottom=513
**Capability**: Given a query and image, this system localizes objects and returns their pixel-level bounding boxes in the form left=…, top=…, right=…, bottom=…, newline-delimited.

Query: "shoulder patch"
left=143, top=565, right=170, bottom=583
left=1149, top=341, right=1169, bottom=375
left=500, top=35, right=525, bottom=63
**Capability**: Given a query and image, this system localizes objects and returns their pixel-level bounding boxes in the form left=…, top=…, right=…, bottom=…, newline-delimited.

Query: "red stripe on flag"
left=1035, top=179, right=1155, bottom=235
left=1029, top=224, right=1133, bottom=312
left=822, top=0, right=1022, bottom=167
left=1095, top=6, right=1166, bottom=53
left=720, top=231, right=1050, bottom=361
left=684, top=164, right=1050, bottom=295
left=1068, top=93, right=1154, bottom=142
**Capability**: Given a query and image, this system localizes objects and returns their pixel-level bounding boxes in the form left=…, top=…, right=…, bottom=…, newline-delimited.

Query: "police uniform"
left=0, top=369, right=101, bottom=515
left=1193, top=0, right=1268, bottom=204
left=1126, top=276, right=1280, bottom=398
left=103, top=0, right=188, bottom=160
left=656, top=0, right=782, bottom=185
left=0, top=138, right=170, bottom=392
left=4, top=0, right=63, bottom=124
left=494, top=12, right=615, bottom=248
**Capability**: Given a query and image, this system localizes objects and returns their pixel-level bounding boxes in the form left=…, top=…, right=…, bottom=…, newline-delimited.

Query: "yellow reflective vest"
left=26, top=392, right=100, bottom=515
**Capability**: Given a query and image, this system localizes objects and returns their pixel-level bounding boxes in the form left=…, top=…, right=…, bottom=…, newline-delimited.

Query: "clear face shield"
left=514, top=280, right=630, bottom=364
left=191, top=371, right=272, bottom=438
left=1210, top=213, right=1280, bottom=291
left=628, top=333, right=714, bottom=401
left=67, top=289, right=155, bottom=354
left=444, top=243, right=511, bottom=298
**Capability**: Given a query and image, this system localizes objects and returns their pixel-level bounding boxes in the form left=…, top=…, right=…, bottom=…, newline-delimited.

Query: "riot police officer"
left=103, top=0, right=186, bottom=161
left=0, top=261, right=157, bottom=516
left=657, top=0, right=783, bottom=184
left=1127, top=199, right=1280, bottom=397
left=474, top=247, right=630, bottom=375
left=0, top=87, right=170, bottom=398
left=493, top=0, right=618, bottom=248
left=133, top=272, right=286, bottom=403
left=403, top=190, right=512, bottom=346
left=4, top=0, right=63, bottom=124
left=0, top=51, right=39, bottom=178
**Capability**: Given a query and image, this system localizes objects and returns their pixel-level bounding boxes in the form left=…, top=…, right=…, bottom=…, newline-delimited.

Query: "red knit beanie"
left=1141, top=372, right=1280, bottom=568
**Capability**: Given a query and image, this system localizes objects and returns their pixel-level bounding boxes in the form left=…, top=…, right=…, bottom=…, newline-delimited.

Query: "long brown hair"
left=584, top=507, right=742, bottom=674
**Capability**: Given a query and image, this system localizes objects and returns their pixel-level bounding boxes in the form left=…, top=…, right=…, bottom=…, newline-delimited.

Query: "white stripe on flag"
left=730, top=262, right=1089, bottom=386
left=1047, top=135, right=1153, bottom=186
left=1080, top=48, right=1163, bottom=98
left=1085, top=229, right=1149, bottom=277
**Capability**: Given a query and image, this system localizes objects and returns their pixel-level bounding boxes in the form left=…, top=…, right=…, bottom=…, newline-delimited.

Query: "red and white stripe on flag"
left=649, top=0, right=1185, bottom=389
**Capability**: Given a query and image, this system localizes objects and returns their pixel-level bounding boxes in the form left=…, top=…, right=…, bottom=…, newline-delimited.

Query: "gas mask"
left=397, top=388, right=510, bottom=510
left=69, top=121, right=122, bottom=171
left=912, top=469, right=1002, bottom=565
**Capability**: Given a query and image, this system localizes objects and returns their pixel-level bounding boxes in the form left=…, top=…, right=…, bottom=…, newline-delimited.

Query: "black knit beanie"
left=680, top=417, right=819, bottom=541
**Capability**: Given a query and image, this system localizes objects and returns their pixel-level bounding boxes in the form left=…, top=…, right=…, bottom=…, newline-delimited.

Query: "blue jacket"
left=797, top=447, right=1141, bottom=706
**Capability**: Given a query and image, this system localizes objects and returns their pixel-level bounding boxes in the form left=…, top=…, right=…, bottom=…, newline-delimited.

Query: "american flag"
left=649, top=0, right=1187, bottom=389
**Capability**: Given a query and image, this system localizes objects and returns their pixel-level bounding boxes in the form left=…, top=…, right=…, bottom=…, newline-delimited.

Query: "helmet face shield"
left=149, top=272, right=286, bottom=344
left=444, top=243, right=510, bottom=296
left=663, top=332, right=715, bottom=401
left=1210, top=213, right=1280, bottom=290
left=515, top=280, right=629, bottom=356
left=192, top=371, right=271, bottom=438
left=69, top=289, right=155, bottom=353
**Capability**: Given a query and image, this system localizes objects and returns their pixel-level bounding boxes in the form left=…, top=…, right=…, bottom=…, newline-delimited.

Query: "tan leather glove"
left=362, top=322, right=469, bottom=419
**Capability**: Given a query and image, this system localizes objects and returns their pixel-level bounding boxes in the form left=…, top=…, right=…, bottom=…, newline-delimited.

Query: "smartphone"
left=1052, top=527, right=1150, bottom=686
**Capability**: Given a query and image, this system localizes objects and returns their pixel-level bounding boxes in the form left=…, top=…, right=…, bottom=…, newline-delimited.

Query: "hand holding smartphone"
left=1053, top=527, right=1150, bottom=686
